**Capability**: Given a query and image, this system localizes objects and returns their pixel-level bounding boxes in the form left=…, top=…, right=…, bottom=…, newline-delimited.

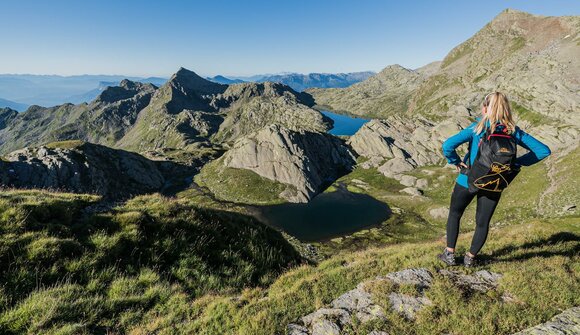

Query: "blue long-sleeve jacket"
left=441, top=117, right=551, bottom=188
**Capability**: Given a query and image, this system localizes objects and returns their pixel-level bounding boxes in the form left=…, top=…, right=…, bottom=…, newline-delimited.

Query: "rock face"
left=511, top=306, right=580, bottom=335
left=287, top=268, right=434, bottom=334
left=0, top=142, right=189, bottom=200
left=348, top=117, right=473, bottom=184
left=219, top=124, right=356, bottom=202
left=311, top=10, right=579, bottom=127
left=309, top=10, right=580, bottom=154
left=210, top=81, right=332, bottom=143
left=113, top=68, right=333, bottom=152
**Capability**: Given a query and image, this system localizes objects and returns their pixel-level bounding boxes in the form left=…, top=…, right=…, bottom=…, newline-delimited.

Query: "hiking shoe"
left=437, top=248, right=456, bottom=266
left=463, top=253, right=477, bottom=267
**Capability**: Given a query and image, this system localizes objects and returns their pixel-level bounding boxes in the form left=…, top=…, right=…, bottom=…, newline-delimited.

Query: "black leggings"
left=446, top=182, right=502, bottom=255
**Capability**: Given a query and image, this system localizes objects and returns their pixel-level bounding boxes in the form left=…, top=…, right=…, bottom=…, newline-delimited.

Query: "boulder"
left=0, top=142, right=188, bottom=200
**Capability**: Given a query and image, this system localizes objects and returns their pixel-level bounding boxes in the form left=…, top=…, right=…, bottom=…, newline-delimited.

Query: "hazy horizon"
left=1, top=0, right=578, bottom=77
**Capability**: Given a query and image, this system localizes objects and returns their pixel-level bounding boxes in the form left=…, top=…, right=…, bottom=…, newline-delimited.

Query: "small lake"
left=321, top=110, right=369, bottom=136
left=254, top=184, right=391, bottom=242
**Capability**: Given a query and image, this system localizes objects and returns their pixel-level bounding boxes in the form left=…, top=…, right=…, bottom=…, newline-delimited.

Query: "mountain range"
left=0, top=71, right=374, bottom=109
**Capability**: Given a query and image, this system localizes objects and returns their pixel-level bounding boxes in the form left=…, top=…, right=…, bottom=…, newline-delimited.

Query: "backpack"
left=466, top=124, right=521, bottom=193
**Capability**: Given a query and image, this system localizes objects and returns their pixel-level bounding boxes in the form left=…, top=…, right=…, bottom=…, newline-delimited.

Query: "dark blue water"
left=256, top=184, right=391, bottom=242
left=321, top=110, right=369, bottom=136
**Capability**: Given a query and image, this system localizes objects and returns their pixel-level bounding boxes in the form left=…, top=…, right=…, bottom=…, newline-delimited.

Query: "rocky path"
left=285, top=267, right=579, bottom=335
left=537, top=143, right=578, bottom=216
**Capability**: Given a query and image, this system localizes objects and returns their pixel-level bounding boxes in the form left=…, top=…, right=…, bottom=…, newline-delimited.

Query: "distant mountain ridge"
left=207, top=72, right=375, bottom=91
left=0, top=74, right=167, bottom=107
left=0, top=97, right=28, bottom=112
left=257, top=72, right=375, bottom=91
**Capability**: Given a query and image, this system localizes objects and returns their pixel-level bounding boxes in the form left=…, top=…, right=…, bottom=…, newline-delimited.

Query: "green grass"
left=511, top=102, right=556, bottom=127
left=540, top=146, right=580, bottom=215
left=127, top=218, right=579, bottom=334
left=0, top=190, right=301, bottom=334
left=44, top=140, right=85, bottom=149
left=441, top=43, right=474, bottom=68
left=195, top=159, right=294, bottom=205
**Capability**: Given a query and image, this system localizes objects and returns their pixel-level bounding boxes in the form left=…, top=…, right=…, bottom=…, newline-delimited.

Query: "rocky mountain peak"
left=0, top=108, right=18, bottom=129
left=95, top=80, right=156, bottom=104
left=167, top=67, right=227, bottom=96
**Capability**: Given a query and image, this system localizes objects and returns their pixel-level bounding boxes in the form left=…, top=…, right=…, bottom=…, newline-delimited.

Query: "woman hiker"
left=438, top=92, right=551, bottom=267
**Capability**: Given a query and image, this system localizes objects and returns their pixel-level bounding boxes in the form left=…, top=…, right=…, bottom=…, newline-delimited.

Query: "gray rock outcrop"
left=286, top=267, right=512, bottom=335
left=220, top=124, right=356, bottom=203
left=0, top=142, right=190, bottom=199
left=287, top=268, right=435, bottom=334
left=348, top=117, right=472, bottom=180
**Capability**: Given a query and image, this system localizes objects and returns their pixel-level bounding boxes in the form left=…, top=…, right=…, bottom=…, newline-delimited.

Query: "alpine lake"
left=254, top=111, right=392, bottom=242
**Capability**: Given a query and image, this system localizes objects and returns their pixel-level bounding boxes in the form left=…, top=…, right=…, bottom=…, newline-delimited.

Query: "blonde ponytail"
left=474, top=92, right=516, bottom=135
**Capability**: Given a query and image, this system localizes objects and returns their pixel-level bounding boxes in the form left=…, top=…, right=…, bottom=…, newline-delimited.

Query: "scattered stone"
left=360, top=156, right=384, bottom=169
left=563, top=205, right=576, bottom=212
left=429, top=207, right=449, bottom=219
left=388, top=292, right=433, bottom=320
left=377, top=158, right=416, bottom=178
left=511, top=306, right=580, bottom=334
left=400, top=175, right=418, bottom=187
left=287, top=323, right=309, bottom=335
left=415, top=178, right=429, bottom=189
left=301, top=308, right=351, bottom=329
left=382, top=268, right=434, bottom=289
left=400, top=187, right=423, bottom=196
left=331, top=288, right=373, bottom=311
left=311, top=319, right=341, bottom=335
left=438, top=269, right=502, bottom=293
left=368, top=331, right=389, bottom=335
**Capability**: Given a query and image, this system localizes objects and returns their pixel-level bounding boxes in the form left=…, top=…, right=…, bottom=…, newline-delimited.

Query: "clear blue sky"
left=1, top=0, right=578, bottom=77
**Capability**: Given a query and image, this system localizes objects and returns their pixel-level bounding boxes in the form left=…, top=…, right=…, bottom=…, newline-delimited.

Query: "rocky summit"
left=215, top=124, right=356, bottom=203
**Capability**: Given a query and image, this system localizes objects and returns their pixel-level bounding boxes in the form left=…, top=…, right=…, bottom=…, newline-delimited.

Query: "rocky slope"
left=347, top=117, right=472, bottom=169
left=307, top=64, right=434, bottom=118
left=0, top=80, right=157, bottom=154
left=115, top=68, right=229, bottom=152
left=198, top=124, right=356, bottom=203
left=118, top=70, right=332, bottom=151
left=308, top=10, right=579, bottom=145
left=210, top=82, right=331, bottom=143
left=0, top=141, right=193, bottom=199
left=409, top=9, right=579, bottom=126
